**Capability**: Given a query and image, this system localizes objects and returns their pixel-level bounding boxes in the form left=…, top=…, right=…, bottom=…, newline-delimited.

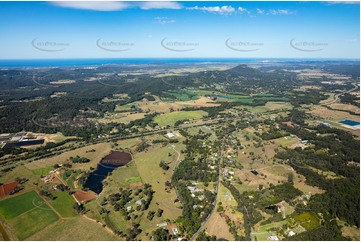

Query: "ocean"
left=0, top=58, right=357, bottom=68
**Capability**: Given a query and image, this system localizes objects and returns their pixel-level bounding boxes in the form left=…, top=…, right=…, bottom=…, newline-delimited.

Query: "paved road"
left=323, top=83, right=359, bottom=105
left=190, top=137, right=225, bottom=241
left=0, top=119, right=221, bottom=170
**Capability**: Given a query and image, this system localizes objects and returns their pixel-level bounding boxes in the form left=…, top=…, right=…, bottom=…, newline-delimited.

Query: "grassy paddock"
left=154, top=110, right=208, bottom=126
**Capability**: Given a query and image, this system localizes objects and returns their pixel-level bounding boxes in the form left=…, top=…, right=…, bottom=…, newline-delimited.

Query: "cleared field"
left=205, top=183, right=240, bottom=240
left=273, top=136, right=300, bottom=148
left=133, top=143, right=183, bottom=238
left=48, top=191, right=77, bottom=218
left=253, top=220, right=288, bottom=241
left=235, top=101, right=292, bottom=114
left=0, top=191, right=43, bottom=219
left=73, top=191, right=96, bottom=202
left=26, top=216, right=118, bottom=240
left=0, top=166, right=38, bottom=187
left=9, top=205, right=58, bottom=240
left=32, top=166, right=53, bottom=177
left=0, top=191, right=59, bottom=240
left=91, top=112, right=145, bottom=125
left=25, top=142, right=112, bottom=171
left=310, top=105, right=360, bottom=122
left=205, top=212, right=234, bottom=240
left=328, top=103, right=360, bottom=114
left=154, top=110, right=208, bottom=126
left=293, top=212, right=320, bottom=230
left=25, top=132, right=71, bottom=144
left=116, top=96, right=218, bottom=114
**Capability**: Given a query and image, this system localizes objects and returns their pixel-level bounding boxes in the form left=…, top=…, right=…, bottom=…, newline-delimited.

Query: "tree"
left=288, top=173, right=294, bottom=184
left=147, top=211, right=155, bottom=220
left=156, top=208, right=163, bottom=217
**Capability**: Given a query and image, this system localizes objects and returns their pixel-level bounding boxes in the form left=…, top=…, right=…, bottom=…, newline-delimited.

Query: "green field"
left=294, top=212, right=320, bottom=230
left=0, top=191, right=44, bottom=219
left=62, top=169, right=80, bottom=189
left=253, top=220, right=288, bottom=241
left=48, top=191, right=77, bottom=217
left=154, top=110, right=208, bottom=126
left=27, top=216, right=119, bottom=240
left=32, top=166, right=53, bottom=177
left=162, top=90, right=199, bottom=101
left=0, top=191, right=59, bottom=240
left=9, top=205, right=58, bottom=240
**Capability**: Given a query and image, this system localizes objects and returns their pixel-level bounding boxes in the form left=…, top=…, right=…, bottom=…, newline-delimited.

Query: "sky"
left=0, top=1, right=359, bottom=59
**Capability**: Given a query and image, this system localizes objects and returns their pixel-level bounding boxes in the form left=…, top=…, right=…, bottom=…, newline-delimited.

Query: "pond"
left=339, top=119, right=360, bottom=127
left=83, top=151, right=132, bottom=194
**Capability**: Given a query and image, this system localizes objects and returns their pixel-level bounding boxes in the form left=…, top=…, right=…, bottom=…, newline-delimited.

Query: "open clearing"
left=205, top=212, right=234, bottom=240
left=154, top=110, right=208, bottom=126
left=91, top=112, right=145, bottom=124
left=48, top=191, right=77, bottom=217
left=0, top=191, right=59, bottom=240
left=26, top=216, right=118, bottom=240
left=25, top=142, right=112, bottom=171
left=328, top=103, right=360, bottom=114
left=25, top=132, right=71, bottom=144
left=9, top=204, right=58, bottom=240
left=116, top=96, right=218, bottom=114
left=133, top=143, right=183, bottom=238
left=310, top=105, right=360, bottom=122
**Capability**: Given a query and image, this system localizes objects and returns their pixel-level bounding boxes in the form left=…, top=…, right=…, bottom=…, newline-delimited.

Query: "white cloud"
left=138, top=1, right=182, bottom=10
left=326, top=1, right=360, bottom=5
left=256, top=8, right=295, bottom=15
left=256, top=8, right=265, bottom=14
left=153, top=17, right=176, bottom=24
left=51, top=1, right=130, bottom=11
left=238, top=7, right=249, bottom=14
left=187, top=6, right=236, bottom=15
left=51, top=1, right=183, bottom=11
left=269, top=9, right=295, bottom=15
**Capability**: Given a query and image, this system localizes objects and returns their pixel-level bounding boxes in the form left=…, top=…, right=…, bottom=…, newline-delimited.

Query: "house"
left=166, top=133, right=176, bottom=139
left=289, top=231, right=296, bottom=237
left=135, top=200, right=142, bottom=206
left=127, top=206, right=132, bottom=211
left=187, top=186, right=196, bottom=192
left=157, top=222, right=168, bottom=227
left=268, top=235, right=279, bottom=241
left=165, top=133, right=175, bottom=139
left=301, top=140, right=308, bottom=144
left=172, top=228, right=179, bottom=235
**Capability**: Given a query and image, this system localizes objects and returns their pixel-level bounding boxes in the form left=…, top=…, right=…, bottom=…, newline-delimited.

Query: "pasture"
left=154, top=110, right=208, bottom=126
left=25, top=142, right=112, bottom=171
left=293, top=212, right=320, bottom=230
left=48, top=191, right=77, bottom=218
left=0, top=191, right=59, bottom=240
left=27, top=216, right=119, bottom=240
left=310, top=105, right=360, bottom=122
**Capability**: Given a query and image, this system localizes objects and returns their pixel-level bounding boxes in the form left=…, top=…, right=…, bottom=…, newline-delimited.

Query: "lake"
left=84, top=151, right=132, bottom=194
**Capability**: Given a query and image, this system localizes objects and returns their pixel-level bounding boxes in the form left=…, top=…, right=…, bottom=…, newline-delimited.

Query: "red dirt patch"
left=74, top=191, right=96, bottom=202
left=0, top=186, right=4, bottom=197
left=101, top=151, right=132, bottom=166
left=0, top=181, right=19, bottom=197
left=129, top=182, right=143, bottom=189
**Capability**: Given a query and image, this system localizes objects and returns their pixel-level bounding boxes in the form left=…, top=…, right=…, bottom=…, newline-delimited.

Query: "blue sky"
left=0, top=1, right=359, bottom=59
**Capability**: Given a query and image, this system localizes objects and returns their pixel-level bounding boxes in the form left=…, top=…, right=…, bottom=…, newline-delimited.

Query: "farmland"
left=0, top=60, right=359, bottom=241
left=0, top=191, right=59, bottom=240
left=154, top=110, right=208, bottom=126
